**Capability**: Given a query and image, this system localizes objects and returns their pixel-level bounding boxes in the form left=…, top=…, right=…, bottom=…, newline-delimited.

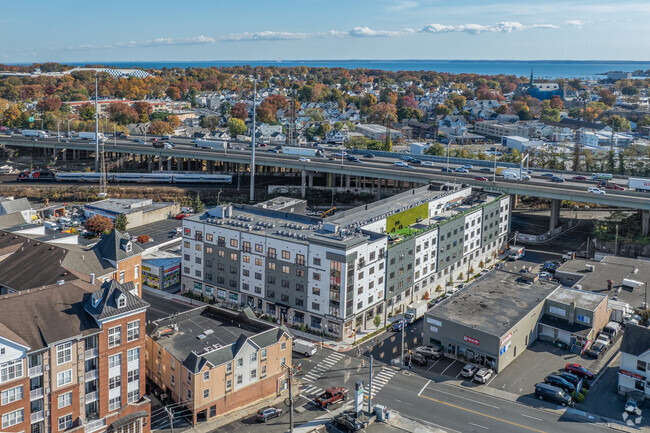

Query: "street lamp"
left=57, top=121, right=62, bottom=143
left=67, top=119, right=72, bottom=137
left=493, top=151, right=497, bottom=182
left=446, top=141, right=450, bottom=171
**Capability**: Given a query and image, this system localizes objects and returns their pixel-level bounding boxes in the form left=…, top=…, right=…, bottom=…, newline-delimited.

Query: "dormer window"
left=117, top=295, right=126, bottom=308
left=125, top=241, right=132, bottom=253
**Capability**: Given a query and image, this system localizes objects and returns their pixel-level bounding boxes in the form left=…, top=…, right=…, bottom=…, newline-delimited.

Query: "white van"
left=44, top=221, right=59, bottom=231
left=58, top=217, right=72, bottom=226
left=292, top=339, right=317, bottom=357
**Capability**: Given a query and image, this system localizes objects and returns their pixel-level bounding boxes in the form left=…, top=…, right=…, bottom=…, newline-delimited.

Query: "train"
left=17, top=170, right=232, bottom=184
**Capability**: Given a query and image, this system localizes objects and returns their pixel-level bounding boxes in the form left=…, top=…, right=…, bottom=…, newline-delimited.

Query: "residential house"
left=618, top=325, right=650, bottom=399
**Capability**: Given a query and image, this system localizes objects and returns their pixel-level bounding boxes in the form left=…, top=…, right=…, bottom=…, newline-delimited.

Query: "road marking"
left=418, top=380, right=431, bottom=396
left=441, top=360, right=457, bottom=375
left=429, top=388, right=500, bottom=409
left=419, top=394, right=548, bottom=433
left=469, top=422, right=489, bottom=430
left=520, top=414, right=543, bottom=421
left=394, top=399, right=402, bottom=403
left=427, top=358, right=443, bottom=371
left=486, top=374, right=497, bottom=387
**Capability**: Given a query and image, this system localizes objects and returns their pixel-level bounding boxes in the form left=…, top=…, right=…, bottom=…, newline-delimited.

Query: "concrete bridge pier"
left=158, top=157, right=163, bottom=171
left=550, top=199, right=561, bottom=232
left=510, top=194, right=518, bottom=210
left=147, top=156, right=153, bottom=173
left=642, top=210, right=650, bottom=236
left=209, top=160, right=215, bottom=174
left=308, top=173, right=313, bottom=188
left=301, top=170, right=307, bottom=198
left=167, top=157, right=172, bottom=171
left=346, top=175, right=351, bottom=189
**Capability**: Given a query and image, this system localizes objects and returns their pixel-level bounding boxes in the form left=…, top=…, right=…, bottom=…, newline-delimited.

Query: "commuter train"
left=17, top=170, right=232, bottom=184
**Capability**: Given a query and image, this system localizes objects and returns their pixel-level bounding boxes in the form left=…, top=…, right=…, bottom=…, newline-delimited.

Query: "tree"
left=598, top=89, right=617, bottom=107
left=368, top=102, right=397, bottom=124
left=167, top=115, right=181, bottom=128
left=219, top=101, right=231, bottom=116
left=434, top=104, right=451, bottom=116
left=114, top=213, right=128, bottom=231
left=256, top=102, right=276, bottom=124
left=78, top=103, right=95, bottom=121
left=316, top=123, right=331, bottom=138
left=2, top=105, right=22, bottom=127
left=230, top=102, right=248, bottom=120
left=191, top=194, right=205, bottom=213
left=445, top=94, right=466, bottom=112
left=106, top=102, right=138, bottom=125
left=549, top=96, right=564, bottom=110
left=166, top=86, right=182, bottom=100
left=605, top=115, right=631, bottom=131
left=540, top=108, right=561, bottom=122
left=148, top=120, right=174, bottom=135
left=621, top=86, right=639, bottom=96
left=200, top=116, right=219, bottom=129
left=373, top=315, right=382, bottom=328
left=85, top=215, right=114, bottom=235
left=424, top=143, right=446, bottom=156
left=228, top=118, right=247, bottom=137
left=132, top=101, right=153, bottom=123
left=36, top=97, right=62, bottom=113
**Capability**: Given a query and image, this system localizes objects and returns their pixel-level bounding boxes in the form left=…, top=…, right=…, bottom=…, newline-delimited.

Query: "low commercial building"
left=84, top=199, right=180, bottom=229
left=0, top=280, right=150, bottom=433
left=145, top=306, right=292, bottom=425
left=501, top=136, right=544, bottom=153
left=141, top=251, right=181, bottom=290
left=474, top=121, right=533, bottom=139
left=356, top=124, right=403, bottom=141
left=555, top=256, right=650, bottom=293
left=618, top=325, right=650, bottom=399
left=423, top=272, right=609, bottom=372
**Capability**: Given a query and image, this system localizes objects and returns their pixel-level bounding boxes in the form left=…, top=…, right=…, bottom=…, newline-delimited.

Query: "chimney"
left=90, top=273, right=96, bottom=285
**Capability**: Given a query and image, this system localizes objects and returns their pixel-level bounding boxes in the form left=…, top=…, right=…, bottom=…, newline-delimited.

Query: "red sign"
left=500, top=333, right=512, bottom=346
left=463, top=335, right=480, bottom=345
left=619, top=369, right=645, bottom=380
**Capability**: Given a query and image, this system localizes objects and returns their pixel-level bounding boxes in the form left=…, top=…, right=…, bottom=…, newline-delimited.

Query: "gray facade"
left=203, top=242, right=241, bottom=295
left=386, top=237, right=415, bottom=303
left=264, top=257, right=308, bottom=315
left=481, top=200, right=502, bottom=246
left=436, top=216, right=466, bottom=274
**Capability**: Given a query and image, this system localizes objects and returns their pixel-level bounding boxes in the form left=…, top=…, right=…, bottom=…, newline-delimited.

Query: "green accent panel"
left=386, top=203, right=428, bottom=233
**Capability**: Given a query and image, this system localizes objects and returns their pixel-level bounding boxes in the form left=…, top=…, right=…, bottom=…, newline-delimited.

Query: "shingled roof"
left=84, top=280, right=149, bottom=322
left=94, top=230, right=144, bottom=263
left=620, top=324, right=650, bottom=357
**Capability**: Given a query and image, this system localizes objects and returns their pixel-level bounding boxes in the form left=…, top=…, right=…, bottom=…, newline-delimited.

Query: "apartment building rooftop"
left=146, top=305, right=290, bottom=372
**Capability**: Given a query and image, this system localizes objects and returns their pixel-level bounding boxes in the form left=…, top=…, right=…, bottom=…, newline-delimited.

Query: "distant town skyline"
left=1, top=0, right=648, bottom=63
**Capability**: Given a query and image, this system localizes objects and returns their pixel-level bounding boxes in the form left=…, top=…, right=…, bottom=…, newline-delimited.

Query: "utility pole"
left=645, top=282, right=648, bottom=310
left=446, top=141, right=451, bottom=172
left=282, top=363, right=299, bottom=433
left=249, top=78, right=257, bottom=202
left=367, top=355, right=373, bottom=413
left=164, top=406, right=174, bottom=433
left=614, top=224, right=619, bottom=256
left=401, top=324, right=405, bottom=368
left=94, top=72, right=100, bottom=172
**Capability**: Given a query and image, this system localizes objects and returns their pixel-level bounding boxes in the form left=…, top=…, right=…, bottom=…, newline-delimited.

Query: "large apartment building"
left=145, top=306, right=292, bottom=425
left=180, top=185, right=510, bottom=339
left=0, top=280, right=150, bottom=433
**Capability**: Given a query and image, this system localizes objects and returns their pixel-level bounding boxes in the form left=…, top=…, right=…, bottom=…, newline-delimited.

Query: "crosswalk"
left=299, top=352, right=345, bottom=397
left=363, top=367, right=398, bottom=400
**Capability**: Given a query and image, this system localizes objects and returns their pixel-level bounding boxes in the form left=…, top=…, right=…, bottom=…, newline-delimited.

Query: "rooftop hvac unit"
left=585, top=264, right=595, bottom=272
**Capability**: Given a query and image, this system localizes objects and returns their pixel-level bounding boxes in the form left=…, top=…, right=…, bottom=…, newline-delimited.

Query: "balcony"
left=85, top=348, right=98, bottom=359
left=85, top=370, right=99, bottom=381
left=85, top=419, right=106, bottom=433
left=28, top=365, right=43, bottom=377
left=30, top=411, right=44, bottom=424
left=30, top=388, right=44, bottom=401
left=86, top=391, right=98, bottom=403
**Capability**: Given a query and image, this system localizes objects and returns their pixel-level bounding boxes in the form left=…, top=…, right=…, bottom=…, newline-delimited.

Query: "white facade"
left=618, top=349, right=650, bottom=398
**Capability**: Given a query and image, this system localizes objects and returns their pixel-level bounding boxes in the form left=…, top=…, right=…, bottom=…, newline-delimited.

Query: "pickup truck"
left=314, top=387, right=348, bottom=409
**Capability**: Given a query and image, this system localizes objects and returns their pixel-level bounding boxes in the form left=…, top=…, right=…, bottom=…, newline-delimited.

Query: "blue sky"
left=1, top=0, right=648, bottom=62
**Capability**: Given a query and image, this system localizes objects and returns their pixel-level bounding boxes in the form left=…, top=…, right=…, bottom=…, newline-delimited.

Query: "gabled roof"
left=94, top=230, right=143, bottom=263
left=84, top=280, right=148, bottom=322
left=620, top=325, right=650, bottom=357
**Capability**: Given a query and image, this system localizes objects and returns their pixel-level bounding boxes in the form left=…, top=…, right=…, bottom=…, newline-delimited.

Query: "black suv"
left=544, top=375, right=575, bottom=393
left=332, top=414, right=364, bottom=432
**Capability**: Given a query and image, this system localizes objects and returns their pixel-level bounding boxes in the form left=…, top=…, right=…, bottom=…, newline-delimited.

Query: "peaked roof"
left=84, top=280, right=149, bottom=322
left=94, top=230, right=143, bottom=263
left=620, top=324, right=650, bottom=357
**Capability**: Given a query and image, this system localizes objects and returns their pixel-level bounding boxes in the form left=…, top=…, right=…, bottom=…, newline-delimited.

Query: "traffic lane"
left=365, top=320, right=423, bottom=364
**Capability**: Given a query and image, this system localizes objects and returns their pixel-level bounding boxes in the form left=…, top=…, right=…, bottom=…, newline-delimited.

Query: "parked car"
left=535, top=383, right=572, bottom=407
left=175, top=213, right=191, bottom=220
left=256, top=406, right=282, bottom=422
left=543, top=261, right=562, bottom=272
left=474, top=368, right=493, bottom=384
left=474, top=176, right=488, bottom=181
left=573, top=175, right=588, bottom=180
left=331, top=414, right=364, bottom=432
left=625, top=398, right=641, bottom=415
left=314, top=387, right=348, bottom=409
left=454, top=167, right=469, bottom=173
left=391, top=318, right=407, bottom=332
left=544, top=375, right=576, bottom=392
left=585, top=341, right=607, bottom=358
left=565, top=363, right=594, bottom=380
left=550, top=176, right=565, bottom=183
left=588, top=187, right=606, bottom=194
left=461, top=364, right=479, bottom=378
left=415, top=345, right=443, bottom=359
left=557, top=372, right=581, bottom=386
left=407, top=353, right=428, bottom=367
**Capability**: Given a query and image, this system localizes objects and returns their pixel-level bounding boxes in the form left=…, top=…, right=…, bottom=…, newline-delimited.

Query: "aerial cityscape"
left=1, top=2, right=650, bottom=433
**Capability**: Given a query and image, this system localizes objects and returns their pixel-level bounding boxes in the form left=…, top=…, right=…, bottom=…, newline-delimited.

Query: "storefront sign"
left=463, top=335, right=480, bottom=345
left=164, top=264, right=180, bottom=274
left=576, top=314, right=590, bottom=324
left=499, top=341, right=511, bottom=356
left=619, top=369, right=645, bottom=380
left=429, top=326, right=438, bottom=333
left=427, top=318, right=442, bottom=327
left=500, top=333, right=512, bottom=346
left=142, top=266, right=151, bottom=272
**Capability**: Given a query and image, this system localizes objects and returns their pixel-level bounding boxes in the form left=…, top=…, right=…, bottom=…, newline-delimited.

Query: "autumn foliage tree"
left=132, top=101, right=153, bottom=123
left=148, top=120, right=174, bottom=135
left=106, top=102, right=138, bottom=125
left=230, top=102, right=248, bottom=120
left=36, top=96, right=62, bottom=113
left=78, top=103, right=95, bottom=121
left=85, top=215, right=114, bottom=235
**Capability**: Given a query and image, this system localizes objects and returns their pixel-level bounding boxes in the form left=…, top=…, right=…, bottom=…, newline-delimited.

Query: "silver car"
left=473, top=368, right=493, bottom=384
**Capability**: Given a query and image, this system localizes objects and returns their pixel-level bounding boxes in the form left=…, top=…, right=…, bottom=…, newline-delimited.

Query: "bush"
left=479, top=261, right=485, bottom=268
left=436, top=285, right=442, bottom=292
left=422, top=292, right=430, bottom=300
left=458, top=272, right=464, bottom=280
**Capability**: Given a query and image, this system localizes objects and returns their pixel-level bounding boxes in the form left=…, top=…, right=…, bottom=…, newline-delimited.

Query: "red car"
left=474, top=176, right=488, bottom=181
left=314, top=387, right=348, bottom=409
left=565, top=363, right=594, bottom=380
left=572, top=176, right=587, bottom=180
left=175, top=213, right=191, bottom=220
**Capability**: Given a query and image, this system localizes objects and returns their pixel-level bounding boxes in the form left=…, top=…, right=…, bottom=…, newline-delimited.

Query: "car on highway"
left=541, top=173, right=555, bottom=177
left=333, top=152, right=348, bottom=157
left=346, top=155, right=358, bottom=161
left=298, top=157, right=311, bottom=162
left=133, top=139, right=144, bottom=144
left=363, top=153, right=374, bottom=158
left=602, top=183, right=625, bottom=190
left=544, top=375, right=575, bottom=392
left=391, top=318, right=407, bottom=332
left=256, top=406, right=282, bottom=422
left=411, top=159, right=422, bottom=165
left=474, top=368, right=494, bottom=384
left=314, top=387, right=348, bottom=409
left=565, top=363, right=594, bottom=380
left=625, top=398, right=641, bottom=415
left=461, top=363, right=479, bottom=378
left=331, top=414, right=364, bottom=432
left=415, top=345, right=443, bottom=359
left=462, top=164, right=473, bottom=169
left=422, top=161, right=435, bottom=166
left=480, top=167, right=492, bottom=172
left=474, top=176, right=488, bottom=181
left=163, top=143, right=174, bottom=149
left=394, top=161, right=410, bottom=168
left=454, top=167, right=468, bottom=173
left=441, top=167, right=453, bottom=172
left=572, top=175, right=588, bottom=180
left=588, top=187, right=606, bottom=194
left=550, top=176, right=565, bottom=183
left=149, top=138, right=158, bottom=143
left=401, top=156, right=413, bottom=162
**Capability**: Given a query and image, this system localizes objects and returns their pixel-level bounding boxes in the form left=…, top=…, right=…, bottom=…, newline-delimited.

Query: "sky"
left=1, top=0, right=648, bottom=63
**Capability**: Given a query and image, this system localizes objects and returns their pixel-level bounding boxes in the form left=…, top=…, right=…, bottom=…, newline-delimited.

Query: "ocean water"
left=67, top=59, right=650, bottom=79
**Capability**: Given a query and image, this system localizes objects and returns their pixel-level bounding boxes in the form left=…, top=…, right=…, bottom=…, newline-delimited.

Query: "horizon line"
left=4, top=59, right=650, bottom=65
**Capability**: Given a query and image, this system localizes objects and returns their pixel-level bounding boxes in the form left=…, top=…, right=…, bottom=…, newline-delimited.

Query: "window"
left=281, top=342, right=287, bottom=350
left=109, top=376, right=121, bottom=390
left=57, top=342, right=72, bottom=365
left=218, top=250, right=224, bottom=258
left=251, top=352, right=257, bottom=363
left=2, top=409, right=23, bottom=429
left=195, top=257, right=202, bottom=264
left=255, top=258, right=263, bottom=266
left=268, top=248, right=276, bottom=259
left=127, top=390, right=139, bottom=403
left=58, top=414, right=72, bottom=431
left=134, top=264, right=139, bottom=279
left=226, top=379, right=232, bottom=391
left=184, top=228, right=191, bottom=236
left=127, top=369, right=139, bottom=384
left=312, top=302, right=320, bottom=311
left=119, top=271, right=125, bottom=284
left=255, top=244, right=263, bottom=253
left=236, top=375, right=243, bottom=385
left=203, top=371, right=210, bottom=381
left=282, top=250, right=290, bottom=260
left=637, top=360, right=647, bottom=372
left=1, top=385, right=23, bottom=405
left=230, top=253, right=238, bottom=261
left=261, top=365, right=267, bottom=377
left=281, top=280, right=289, bottom=288
left=203, top=389, right=210, bottom=398
left=312, top=287, right=321, bottom=296
left=187, top=371, right=192, bottom=382
left=296, top=269, right=305, bottom=277
left=109, top=396, right=121, bottom=411
left=280, top=357, right=286, bottom=367
left=58, top=391, right=72, bottom=408
left=57, top=369, right=72, bottom=387
left=108, top=326, right=121, bottom=347
left=171, top=375, right=175, bottom=386
left=108, top=354, right=121, bottom=369
left=226, top=363, right=232, bottom=373
left=127, top=321, right=140, bottom=342
left=282, top=265, right=289, bottom=274
left=183, top=240, right=190, bottom=248
left=127, top=348, right=139, bottom=362
left=237, top=358, right=243, bottom=367
left=187, top=389, right=192, bottom=400
left=313, top=257, right=321, bottom=266
left=196, top=244, right=202, bottom=252
left=268, top=263, right=276, bottom=271
left=296, top=254, right=305, bottom=265
left=251, top=369, right=257, bottom=379
left=243, top=269, right=250, bottom=277
left=313, top=272, right=321, bottom=281
left=206, top=233, right=213, bottom=242
left=261, top=349, right=267, bottom=360
left=242, top=255, right=250, bottom=263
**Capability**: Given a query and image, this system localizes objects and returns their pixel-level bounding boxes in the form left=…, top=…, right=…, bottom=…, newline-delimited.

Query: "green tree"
left=373, top=315, right=382, bottom=328
left=200, top=116, right=219, bottom=129
left=434, top=104, right=452, bottom=116
left=114, top=213, right=128, bottom=231
left=540, top=108, right=561, bottom=122
left=192, top=194, right=205, bottom=213
left=228, top=117, right=247, bottom=138
left=219, top=101, right=231, bottom=117
left=605, top=115, right=631, bottom=131
left=316, top=123, right=331, bottom=138
left=78, top=103, right=95, bottom=121
left=424, top=143, right=446, bottom=156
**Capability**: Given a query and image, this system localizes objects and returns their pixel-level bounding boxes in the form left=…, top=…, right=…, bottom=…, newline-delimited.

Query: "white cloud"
left=69, top=35, right=216, bottom=50
left=218, top=31, right=308, bottom=42
left=386, top=0, right=418, bottom=12
left=564, top=19, right=584, bottom=28
left=420, top=21, right=559, bottom=34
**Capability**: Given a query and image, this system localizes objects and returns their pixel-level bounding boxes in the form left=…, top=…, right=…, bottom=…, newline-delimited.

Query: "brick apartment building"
left=145, top=306, right=292, bottom=425
left=0, top=279, right=150, bottom=433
